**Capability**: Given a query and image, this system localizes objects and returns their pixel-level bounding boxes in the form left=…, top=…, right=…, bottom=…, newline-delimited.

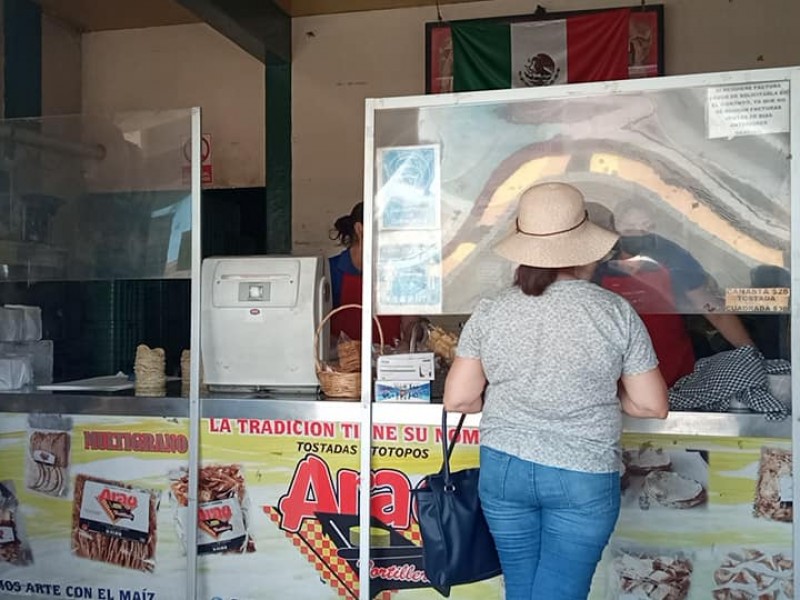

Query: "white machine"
left=201, top=256, right=331, bottom=391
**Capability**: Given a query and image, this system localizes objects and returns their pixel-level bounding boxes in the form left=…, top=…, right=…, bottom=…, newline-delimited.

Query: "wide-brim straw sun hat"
left=494, top=182, right=619, bottom=268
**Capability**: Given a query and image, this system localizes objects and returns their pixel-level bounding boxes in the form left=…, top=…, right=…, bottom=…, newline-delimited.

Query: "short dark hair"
left=330, top=202, right=363, bottom=247
left=514, top=265, right=558, bottom=296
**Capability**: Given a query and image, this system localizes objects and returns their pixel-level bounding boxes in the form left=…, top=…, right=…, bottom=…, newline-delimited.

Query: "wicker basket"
left=338, top=339, right=362, bottom=372
left=314, top=304, right=384, bottom=399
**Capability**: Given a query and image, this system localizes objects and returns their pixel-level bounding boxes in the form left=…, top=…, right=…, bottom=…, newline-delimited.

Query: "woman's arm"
left=619, top=368, right=669, bottom=419
left=685, top=287, right=754, bottom=347
left=443, top=357, right=486, bottom=414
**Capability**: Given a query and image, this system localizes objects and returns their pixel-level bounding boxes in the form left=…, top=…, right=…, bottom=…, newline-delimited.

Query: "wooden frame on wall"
left=425, top=4, right=665, bottom=94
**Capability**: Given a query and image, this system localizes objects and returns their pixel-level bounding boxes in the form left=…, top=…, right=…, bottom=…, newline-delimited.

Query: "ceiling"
left=275, top=0, right=488, bottom=17
left=34, top=0, right=200, bottom=31
left=34, top=0, right=486, bottom=31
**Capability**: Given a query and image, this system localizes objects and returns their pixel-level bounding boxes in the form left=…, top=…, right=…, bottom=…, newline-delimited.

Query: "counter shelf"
left=0, top=391, right=789, bottom=439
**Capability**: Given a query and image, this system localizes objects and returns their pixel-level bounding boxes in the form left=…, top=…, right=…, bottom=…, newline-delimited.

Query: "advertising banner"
left=0, top=412, right=190, bottom=600
left=0, top=412, right=792, bottom=600
left=198, top=416, right=500, bottom=600
left=591, top=433, right=793, bottom=600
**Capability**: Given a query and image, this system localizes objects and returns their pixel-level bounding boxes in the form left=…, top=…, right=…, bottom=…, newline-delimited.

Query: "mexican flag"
left=451, top=9, right=630, bottom=92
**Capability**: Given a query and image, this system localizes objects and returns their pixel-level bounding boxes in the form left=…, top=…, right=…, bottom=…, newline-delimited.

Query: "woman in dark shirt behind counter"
left=328, top=202, right=417, bottom=345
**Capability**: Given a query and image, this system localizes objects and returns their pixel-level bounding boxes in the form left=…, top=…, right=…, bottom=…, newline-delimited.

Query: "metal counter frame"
left=362, top=66, right=800, bottom=600
left=0, top=392, right=790, bottom=440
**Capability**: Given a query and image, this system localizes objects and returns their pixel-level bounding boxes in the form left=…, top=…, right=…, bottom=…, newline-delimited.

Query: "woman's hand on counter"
left=619, top=368, right=669, bottom=419
left=443, top=357, right=486, bottom=414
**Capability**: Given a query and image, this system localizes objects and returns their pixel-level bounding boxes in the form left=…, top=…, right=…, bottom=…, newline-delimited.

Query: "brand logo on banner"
left=97, top=488, right=137, bottom=523
left=79, top=481, right=152, bottom=545
left=199, top=503, right=234, bottom=539
left=264, top=453, right=428, bottom=599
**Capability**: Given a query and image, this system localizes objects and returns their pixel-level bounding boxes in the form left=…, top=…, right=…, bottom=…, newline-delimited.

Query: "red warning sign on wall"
left=182, top=134, right=213, bottom=185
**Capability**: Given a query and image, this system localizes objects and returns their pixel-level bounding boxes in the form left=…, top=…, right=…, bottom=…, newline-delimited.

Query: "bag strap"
left=441, top=408, right=467, bottom=487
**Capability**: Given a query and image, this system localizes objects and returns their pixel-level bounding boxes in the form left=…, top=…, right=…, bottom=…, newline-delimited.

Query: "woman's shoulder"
left=470, top=288, right=532, bottom=322
left=329, top=249, right=356, bottom=274
left=479, top=287, right=519, bottom=308
left=560, top=280, right=637, bottom=314
left=586, top=285, right=643, bottom=329
left=462, top=291, right=509, bottom=324
left=474, top=283, right=633, bottom=316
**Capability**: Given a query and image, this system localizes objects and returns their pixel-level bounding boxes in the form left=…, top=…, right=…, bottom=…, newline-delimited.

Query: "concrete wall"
left=42, top=13, right=82, bottom=115
left=82, top=23, right=265, bottom=189
left=291, top=0, right=800, bottom=256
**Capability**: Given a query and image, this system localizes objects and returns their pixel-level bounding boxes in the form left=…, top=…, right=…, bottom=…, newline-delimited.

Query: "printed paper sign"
left=376, top=231, right=443, bottom=314
left=724, top=287, right=790, bottom=312
left=707, top=81, right=789, bottom=139
left=181, top=133, right=213, bottom=185
left=376, top=145, right=441, bottom=231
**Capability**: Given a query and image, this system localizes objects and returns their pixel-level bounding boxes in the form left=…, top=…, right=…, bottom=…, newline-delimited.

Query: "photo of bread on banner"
left=713, top=548, right=793, bottom=599
left=170, top=464, right=255, bottom=555
left=622, top=443, right=707, bottom=510
left=72, top=474, right=158, bottom=572
left=612, top=547, right=693, bottom=600
left=25, top=414, right=72, bottom=498
left=0, top=481, right=33, bottom=566
left=754, top=447, right=792, bottom=523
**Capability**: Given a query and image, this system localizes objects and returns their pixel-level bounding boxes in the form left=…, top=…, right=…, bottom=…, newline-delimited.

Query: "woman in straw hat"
left=444, top=182, right=668, bottom=599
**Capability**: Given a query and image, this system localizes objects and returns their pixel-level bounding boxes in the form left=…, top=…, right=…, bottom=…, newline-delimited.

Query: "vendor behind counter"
left=328, top=202, right=418, bottom=345
left=589, top=201, right=755, bottom=386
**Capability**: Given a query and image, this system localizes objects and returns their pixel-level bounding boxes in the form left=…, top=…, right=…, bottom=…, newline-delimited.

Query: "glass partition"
left=0, top=110, right=197, bottom=382
left=371, top=80, right=790, bottom=317
left=0, top=110, right=194, bottom=282
left=365, top=71, right=797, bottom=600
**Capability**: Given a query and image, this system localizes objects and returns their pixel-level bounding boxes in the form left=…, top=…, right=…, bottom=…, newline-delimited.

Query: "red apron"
left=601, top=263, right=695, bottom=386
left=330, top=272, right=403, bottom=344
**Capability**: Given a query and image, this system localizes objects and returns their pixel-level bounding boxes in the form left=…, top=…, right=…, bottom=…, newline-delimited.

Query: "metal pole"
left=789, top=70, right=800, bottom=600
left=186, top=107, right=202, bottom=600
left=358, top=100, right=377, bottom=600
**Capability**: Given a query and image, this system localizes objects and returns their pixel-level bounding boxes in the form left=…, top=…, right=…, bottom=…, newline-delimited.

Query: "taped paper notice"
left=725, top=287, right=789, bottom=313
left=707, top=82, right=789, bottom=139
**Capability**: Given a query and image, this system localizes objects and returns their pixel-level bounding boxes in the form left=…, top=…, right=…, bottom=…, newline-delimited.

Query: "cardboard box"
left=377, top=353, right=434, bottom=381
left=375, top=381, right=432, bottom=403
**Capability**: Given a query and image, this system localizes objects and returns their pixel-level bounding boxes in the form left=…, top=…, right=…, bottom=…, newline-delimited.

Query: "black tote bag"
left=412, top=409, right=502, bottom=597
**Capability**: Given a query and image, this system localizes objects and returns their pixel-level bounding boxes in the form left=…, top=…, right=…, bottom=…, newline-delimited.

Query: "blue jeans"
left=478, top=446, right=620, bottom=600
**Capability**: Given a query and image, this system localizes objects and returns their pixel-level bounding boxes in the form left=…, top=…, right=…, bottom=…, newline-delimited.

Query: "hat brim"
left=494, top=221, right=619, bottom=268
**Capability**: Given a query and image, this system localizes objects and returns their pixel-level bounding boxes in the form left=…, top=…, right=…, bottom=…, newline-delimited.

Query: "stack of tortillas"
left=134, top=344, right=166, bottom=396
left=181, top=350, right=191, bottom=394
left=180, top=349, right=206, bottom=395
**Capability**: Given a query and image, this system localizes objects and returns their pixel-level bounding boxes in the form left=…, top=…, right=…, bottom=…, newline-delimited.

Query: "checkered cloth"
left=668, top=346, right=790, bottom=421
